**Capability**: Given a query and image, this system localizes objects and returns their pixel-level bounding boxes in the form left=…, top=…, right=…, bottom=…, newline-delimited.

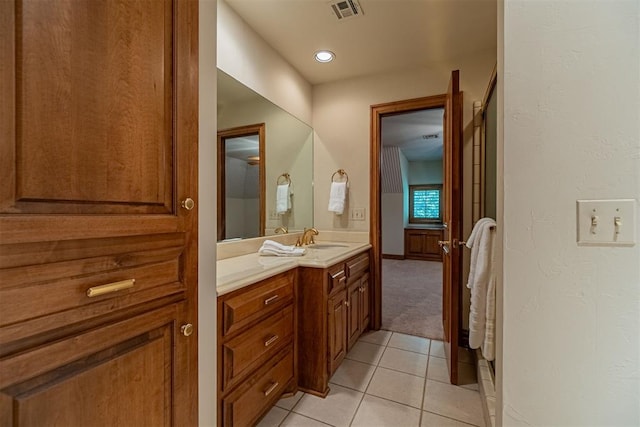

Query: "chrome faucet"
left=274, top=226, right=288, bottom=234
left=296, top=227, right=319, bottom=246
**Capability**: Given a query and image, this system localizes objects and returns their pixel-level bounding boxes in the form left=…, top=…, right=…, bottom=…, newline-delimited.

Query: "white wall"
left=217, top=0, right=312, bottom=125
left=408, top=160, right=443, bottom=185
left=198, top=0, right=217, bottom=425
left=313, top=50, right=496, bottom=327
left=499, top=1, right=640, bottom=425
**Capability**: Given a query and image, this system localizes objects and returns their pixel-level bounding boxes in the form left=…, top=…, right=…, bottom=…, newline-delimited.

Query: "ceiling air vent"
left=329, top=0, right=364, bottom=21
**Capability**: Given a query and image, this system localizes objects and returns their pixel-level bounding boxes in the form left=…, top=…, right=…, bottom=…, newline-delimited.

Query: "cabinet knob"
left=180, top=323, right=194, bottom=337
left=181, top=198, right=195, bottom=210
left=345, top=301, right=350, bottom=307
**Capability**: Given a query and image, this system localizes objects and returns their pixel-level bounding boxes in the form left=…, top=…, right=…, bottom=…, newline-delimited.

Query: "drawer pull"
left=86, top=279, right=135, bottom=298
left=264, top=295, right=279, bottom=305
left=263, top=381, right=279, bottom=397
left=264, top=335, right=279, bottom=347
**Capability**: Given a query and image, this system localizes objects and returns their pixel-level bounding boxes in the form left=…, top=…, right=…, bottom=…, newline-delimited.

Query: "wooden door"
left=347, top=280, right=361, bottom=350
left=441, top=70, right=463, bottom=385
left=0, top=0, right=198, bottom=424
left=327, top=290, right=347, bottom=376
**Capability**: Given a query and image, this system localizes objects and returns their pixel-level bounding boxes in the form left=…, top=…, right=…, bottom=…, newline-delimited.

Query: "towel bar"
left=331, top=169, right=349, bottom=184
left=277, top=173, right=291, bottom=185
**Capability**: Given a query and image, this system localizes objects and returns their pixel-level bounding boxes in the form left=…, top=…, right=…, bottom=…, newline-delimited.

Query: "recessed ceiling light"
left=314, top=50, right=335, bottom=63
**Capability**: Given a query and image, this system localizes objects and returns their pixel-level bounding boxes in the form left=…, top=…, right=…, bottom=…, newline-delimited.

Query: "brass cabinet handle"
left=86, top=279, right=135, bottom=298
left=181, top=324, right=194, bottom=337
left=264, top=335, right=279, bottom=347
left=263, top=381, right=279, bottom=397
left=181, top=198, right=195, bottom=210
left=345, top=301, right=350, bottom=307
left=264, top=295, right=279, bottom=305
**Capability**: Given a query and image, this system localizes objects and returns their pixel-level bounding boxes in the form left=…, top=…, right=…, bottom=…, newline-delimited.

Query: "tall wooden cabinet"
left=0, top=1, right=199, bottom=425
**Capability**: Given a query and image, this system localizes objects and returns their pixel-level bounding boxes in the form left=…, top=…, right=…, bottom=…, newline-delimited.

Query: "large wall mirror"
left=217, top=70, right=314, bottom=241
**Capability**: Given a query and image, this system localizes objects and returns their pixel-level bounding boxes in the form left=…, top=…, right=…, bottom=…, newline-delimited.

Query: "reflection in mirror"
left=217, top=124, right=265, bottom=241
left=217, top=70, right=314, bottom=242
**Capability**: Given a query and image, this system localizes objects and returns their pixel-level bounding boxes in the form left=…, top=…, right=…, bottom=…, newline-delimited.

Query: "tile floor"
left=258, top=330, right=484, bottom=427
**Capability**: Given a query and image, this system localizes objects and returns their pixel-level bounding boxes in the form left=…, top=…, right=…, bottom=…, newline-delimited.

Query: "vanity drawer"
left=222, top=305, right=293, bottom=391
left=327, top=263, right=346, bottom=296
left=221, top=348, right=294, bottom=427
left=221, top=270, right=294, bottom=337
left=346, top=252, right=369, bottom=281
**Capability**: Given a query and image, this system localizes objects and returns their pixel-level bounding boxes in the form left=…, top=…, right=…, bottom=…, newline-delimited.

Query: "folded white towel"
left=276, top=184, right=291, bottom=214
left=328, top=182, right=347, bottom=215
left=258, top=240, right=306, bottom=257
left=466, top=218, right=496, bottom=352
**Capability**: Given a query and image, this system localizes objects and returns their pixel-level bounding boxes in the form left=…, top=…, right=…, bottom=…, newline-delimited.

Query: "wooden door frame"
left=216, top=123, right=266, bottom=241
left=369, top=94, right=447, bottom=330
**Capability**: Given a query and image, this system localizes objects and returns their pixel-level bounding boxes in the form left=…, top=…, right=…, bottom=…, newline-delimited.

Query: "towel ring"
left=331, top=169, right=349, bottom=184
left=277, top=173, right=291, bottom=185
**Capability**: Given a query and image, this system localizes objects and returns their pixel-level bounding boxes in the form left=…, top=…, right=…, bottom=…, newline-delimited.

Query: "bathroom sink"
left=308, top=243, right=350, bottom=249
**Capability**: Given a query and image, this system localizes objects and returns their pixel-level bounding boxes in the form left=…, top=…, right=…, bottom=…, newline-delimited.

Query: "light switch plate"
left=350, top=207, right=365, bottom=221
left=577, top=199, right=636, bottom=246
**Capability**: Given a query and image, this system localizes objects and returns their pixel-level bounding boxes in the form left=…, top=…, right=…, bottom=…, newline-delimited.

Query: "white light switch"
left=577, top=199, right=636, bottom=246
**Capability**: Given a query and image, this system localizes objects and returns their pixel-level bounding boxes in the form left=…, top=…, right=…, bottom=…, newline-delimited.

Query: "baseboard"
left=382, top=254, right=405, bottom=260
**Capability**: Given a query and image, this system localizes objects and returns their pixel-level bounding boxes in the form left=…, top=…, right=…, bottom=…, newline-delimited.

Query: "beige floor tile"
left=423, top=380, right=484, bottom=426
left=293, top=384, right=363, bottom=427
left=329, top=359, right=376, bottom=392
left=366, top=366, right=425, bottom=408
left=280, top=412, right=333, bottom=427
left=426, top=356, right=450, bottom=383
left=430, top=340, right=445, bottom=358
left=388, top=332, right=431, bottom=354
left=379, top=347, right=428, bottom=377
left=358, top=329, right=392, bottom=346
left=351, top=395, right=421, bottom=427
left=345, top=341, right=385, bottom=365
left=421, top=411, right=477, bottom=427
left=461, top=382, right=479, bottom=391
left=277, top=391, right=305, bottom=410
left=256, top=405, right=289, bottom=427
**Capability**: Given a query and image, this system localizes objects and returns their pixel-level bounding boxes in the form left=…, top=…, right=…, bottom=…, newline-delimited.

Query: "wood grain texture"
left=442, top=70, right=463, bottom=385
left=0, top=0, right=199, bottom=424
left=404, top=229, right=444, bottom=261
left=217, top=272, right=296, bottom=426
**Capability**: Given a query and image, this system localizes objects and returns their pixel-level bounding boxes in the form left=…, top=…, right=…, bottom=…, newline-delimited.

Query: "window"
left=409, top=184, right=443, bottom=223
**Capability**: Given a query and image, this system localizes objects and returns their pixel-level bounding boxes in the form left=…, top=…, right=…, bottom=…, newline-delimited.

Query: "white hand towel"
left=276, top=184, right=291, bottom=214
left=258, top=240, right=306, bottom=257
left=328, top=182, right=347, bottom=215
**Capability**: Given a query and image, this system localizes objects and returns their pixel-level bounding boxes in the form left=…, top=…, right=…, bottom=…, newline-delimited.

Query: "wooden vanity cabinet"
left=404, top=228, right=444, bottom=261
left=298, top=250, right=371, bottom=396
left=217, top=270, right=297, bottom=427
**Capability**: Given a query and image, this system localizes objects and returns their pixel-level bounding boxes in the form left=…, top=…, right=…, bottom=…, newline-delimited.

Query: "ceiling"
left=382, top=108, right=444, bottom=161
left=224, top=0, right=497, bottom=85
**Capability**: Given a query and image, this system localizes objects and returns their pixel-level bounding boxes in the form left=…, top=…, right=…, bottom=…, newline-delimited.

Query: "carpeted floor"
left=381, top=258, right=444, bottom=340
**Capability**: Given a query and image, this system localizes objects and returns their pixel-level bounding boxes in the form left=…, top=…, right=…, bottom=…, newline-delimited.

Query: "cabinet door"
left=347, top=280, right=361, bottom=351
left=327, top=290, right=347, bottom=376
left=360, top=273, right=371, bottom=332
left=0, top=303, right=188, bottom=427
left=0, top=1, right=198, bottom=424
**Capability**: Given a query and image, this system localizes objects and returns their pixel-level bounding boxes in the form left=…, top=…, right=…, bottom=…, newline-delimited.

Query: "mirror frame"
left=217, top=123, right=266, bottom=241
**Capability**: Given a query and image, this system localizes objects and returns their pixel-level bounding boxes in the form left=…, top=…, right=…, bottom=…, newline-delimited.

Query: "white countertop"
left=216, top=241, right=371, bottom=296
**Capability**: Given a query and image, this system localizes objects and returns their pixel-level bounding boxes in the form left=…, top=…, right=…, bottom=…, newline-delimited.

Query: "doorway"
left=379, top=107, right=445, bottom=340
left=370, top=71, right=464, bottom=384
